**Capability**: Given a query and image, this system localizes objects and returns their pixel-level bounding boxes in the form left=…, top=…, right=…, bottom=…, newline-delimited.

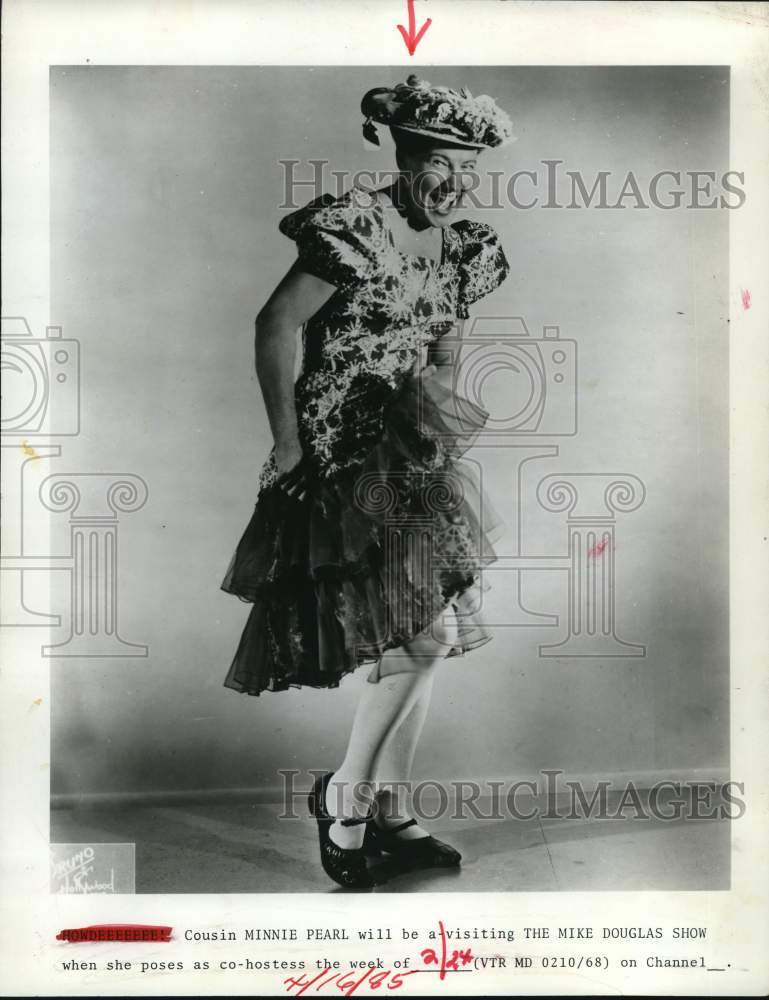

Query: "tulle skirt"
left=220, top=366, right=504, bottom=695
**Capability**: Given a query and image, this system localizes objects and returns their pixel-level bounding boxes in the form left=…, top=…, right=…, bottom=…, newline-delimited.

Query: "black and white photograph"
left=2, top=1, right=768, bottom=996
left=45, top=61, right=733, bottom=894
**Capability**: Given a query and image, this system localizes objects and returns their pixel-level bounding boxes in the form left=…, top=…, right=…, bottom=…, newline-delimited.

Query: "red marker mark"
left=741, top=288, right=751, bottom=310
left=420, top=920, right=474, bottom=980
left=588, top=538, right=611, bottom=559
left=283, top=966, right=417, bottom=995
left=56, top=924, right=172, bottom=943
left=397, top=0, right=432, bottom=55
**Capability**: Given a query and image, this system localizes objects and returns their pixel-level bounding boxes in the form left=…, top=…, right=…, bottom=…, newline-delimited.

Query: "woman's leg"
left=371, top=678, right=434, bottom=839
left=324, top=666, right=433, bottom=848
left=326, top=606, right=458, bottom=849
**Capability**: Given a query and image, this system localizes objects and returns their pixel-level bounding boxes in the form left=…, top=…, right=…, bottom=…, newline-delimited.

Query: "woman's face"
left=399, top=144, right=482, bottom=228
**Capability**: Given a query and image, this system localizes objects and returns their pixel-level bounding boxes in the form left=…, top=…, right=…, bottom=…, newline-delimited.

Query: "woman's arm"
left=255, top=261, right=336, bottom=492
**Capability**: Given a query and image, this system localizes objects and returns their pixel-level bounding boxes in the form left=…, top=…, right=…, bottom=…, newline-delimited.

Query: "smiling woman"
left=219, top=74, right=512, bottom=890
left=387, top=127, right=481, bottom=232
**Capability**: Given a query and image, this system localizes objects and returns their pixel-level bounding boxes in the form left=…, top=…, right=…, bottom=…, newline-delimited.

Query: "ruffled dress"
left=221, top=187, right=510, bottom=695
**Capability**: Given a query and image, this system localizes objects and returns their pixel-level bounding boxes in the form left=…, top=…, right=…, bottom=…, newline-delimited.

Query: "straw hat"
left=361, top=74, right=515, bottom=149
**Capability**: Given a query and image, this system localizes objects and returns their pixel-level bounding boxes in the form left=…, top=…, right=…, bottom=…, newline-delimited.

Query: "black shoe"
left=364, top=818, right=462, bottom=869
left=308, top=772, right=378, bottom=890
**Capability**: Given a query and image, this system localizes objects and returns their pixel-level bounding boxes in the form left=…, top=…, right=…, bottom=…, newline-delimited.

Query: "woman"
left=221, top=75, right=513, bottom=889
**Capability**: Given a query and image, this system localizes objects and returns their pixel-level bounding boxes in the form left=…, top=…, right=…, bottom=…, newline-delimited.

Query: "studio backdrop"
left=46, top=65, right=728, bottom=800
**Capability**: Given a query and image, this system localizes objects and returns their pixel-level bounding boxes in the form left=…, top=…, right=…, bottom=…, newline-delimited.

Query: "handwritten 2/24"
left=282, top=921, right=475, bottom=995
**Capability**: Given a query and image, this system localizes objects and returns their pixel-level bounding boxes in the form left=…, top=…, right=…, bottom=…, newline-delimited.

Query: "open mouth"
left=428, top=185, right=460, bottom=214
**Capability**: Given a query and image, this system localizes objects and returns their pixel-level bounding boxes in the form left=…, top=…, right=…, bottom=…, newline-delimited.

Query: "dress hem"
left=222, top=622, right=494, bottom=697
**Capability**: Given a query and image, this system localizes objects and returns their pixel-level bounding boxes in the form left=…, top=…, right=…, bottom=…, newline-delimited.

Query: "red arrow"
left=396, top=0, right=432, bottom=56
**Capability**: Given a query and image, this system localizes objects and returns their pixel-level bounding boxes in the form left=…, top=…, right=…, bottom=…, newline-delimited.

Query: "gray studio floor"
left=51, top=793, right=730, bottom=893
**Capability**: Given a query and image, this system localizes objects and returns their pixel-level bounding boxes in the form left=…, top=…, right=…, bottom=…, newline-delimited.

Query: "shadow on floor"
left=50, top=794, right=730, bottom=893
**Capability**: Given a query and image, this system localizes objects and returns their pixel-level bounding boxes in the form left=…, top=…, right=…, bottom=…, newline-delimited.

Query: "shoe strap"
left=384, top=818, right=418, bottom=834
left=339, top=815, right=370, bottom=827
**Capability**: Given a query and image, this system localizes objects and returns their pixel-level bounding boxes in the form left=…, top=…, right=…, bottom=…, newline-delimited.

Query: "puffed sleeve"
left=453, top=220, right=510, bottom=319
left=278, top=191, right=377, bottom=292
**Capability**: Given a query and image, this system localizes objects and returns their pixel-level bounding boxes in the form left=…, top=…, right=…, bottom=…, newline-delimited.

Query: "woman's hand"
left=275, top=438, right=309, bottom=501
left=454, top=579, right=483, bottom=616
